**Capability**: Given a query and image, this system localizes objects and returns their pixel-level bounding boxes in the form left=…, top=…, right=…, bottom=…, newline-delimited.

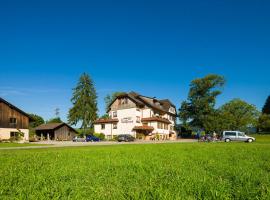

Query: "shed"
left=35, top=123, right=77, bottom=141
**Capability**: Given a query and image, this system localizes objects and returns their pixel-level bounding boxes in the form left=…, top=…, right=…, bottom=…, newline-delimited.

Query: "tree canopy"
left=218, top=99, right=259, bottom=131
left=68, top=73, right=98, bottom=130
left=29, top=114, right=45, bottom=128
left=46, top=117, right=63, bottom=124
left=262, top=96, right=270, bottom=114
left=179, top=74, right=225, bottom=130
left=258, top=114, right=270, bottom=132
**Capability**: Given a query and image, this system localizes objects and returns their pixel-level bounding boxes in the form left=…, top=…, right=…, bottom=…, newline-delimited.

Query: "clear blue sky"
left=0, top=0, right=269, bottom=122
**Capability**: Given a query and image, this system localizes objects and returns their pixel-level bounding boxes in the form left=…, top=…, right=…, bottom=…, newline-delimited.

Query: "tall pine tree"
left=68, top=73, right=98, bottom=131
left=262, top=96, right=270, bottom=114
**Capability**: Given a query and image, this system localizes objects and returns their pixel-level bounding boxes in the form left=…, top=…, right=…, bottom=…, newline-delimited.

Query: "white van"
left=222, top=131, right=255, bottom=143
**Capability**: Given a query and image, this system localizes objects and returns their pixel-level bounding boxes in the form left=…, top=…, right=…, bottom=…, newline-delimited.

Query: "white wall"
left=0, top=128, right=29, bottom=141
left=94, top=106, right=176, bottom=139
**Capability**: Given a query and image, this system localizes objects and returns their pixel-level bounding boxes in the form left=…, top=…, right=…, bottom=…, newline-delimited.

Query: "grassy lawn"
left=0, top=143, right=49, bottom=148
left=0, top=136, right=270, bottom=199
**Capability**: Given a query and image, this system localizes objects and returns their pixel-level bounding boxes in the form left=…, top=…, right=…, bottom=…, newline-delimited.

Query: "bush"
left=94, top=133, right=105, bottom=140
left=76, top=128, right=94, bottom=137
left=136, top=133, right=145, bottom=140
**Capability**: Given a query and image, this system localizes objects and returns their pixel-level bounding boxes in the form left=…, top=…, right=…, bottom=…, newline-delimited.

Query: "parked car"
left=117, top=134, right=135, bottom=142
left=222, top=131, right=255, bottom=143
left=86, top=135, right=100, bottom=142
left=73, top=136, right=86, bottom=142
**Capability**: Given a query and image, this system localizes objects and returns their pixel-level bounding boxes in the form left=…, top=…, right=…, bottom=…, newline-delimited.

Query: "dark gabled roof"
left=0, top=97, right=30, bottom=118
left=106, top=92, right=144, bottom=112
left=107, top=91, right=176, bottom=116
left=35, top=123, right=78, bottom=133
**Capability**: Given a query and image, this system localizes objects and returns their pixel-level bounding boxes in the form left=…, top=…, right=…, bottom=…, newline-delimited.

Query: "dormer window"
left=169, top=107, right=175, bottom=113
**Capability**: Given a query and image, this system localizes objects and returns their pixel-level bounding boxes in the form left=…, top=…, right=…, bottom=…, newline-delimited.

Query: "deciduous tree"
left=29, top=114, right=45, bottom=128
left=179, top=74, right=225, bottom=130
left=219, top=99, right=259, bottom=131
left=47, top=117, right=62, bottom=124
left=258, top=114, right=270, bottom=133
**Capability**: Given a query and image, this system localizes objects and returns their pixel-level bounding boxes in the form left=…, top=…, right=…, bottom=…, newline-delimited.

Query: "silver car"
left=222, top=131, right=255, bottom=143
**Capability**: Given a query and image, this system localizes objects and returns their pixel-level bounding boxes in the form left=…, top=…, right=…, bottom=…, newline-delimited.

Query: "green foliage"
left=68, top=73, right=98, bottom=129
left=46, top=117, right=62, bottom=124
left=93, top=133, right=105, bottom=140
left=0, top=140, right=270, bottom=199
left=179, top=74, right=225, bottom=129
left=76, top=128, right=94, bottom=137
left=136, top=133, right=145, bottom=139
left=100, top=114, right=109, bottom=119
left=218, top=99, right=260, bottom=131
left=29, top=114, right=45, bottom=128
left=262, top=95, right=270, bottom=114
left=104, top=91, right=125, bottom=111
left=258, top=114, right=270, bottom=132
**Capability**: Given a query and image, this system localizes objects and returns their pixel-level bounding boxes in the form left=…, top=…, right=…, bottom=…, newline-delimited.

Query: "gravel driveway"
left=0, top=139, right=197, bottom=150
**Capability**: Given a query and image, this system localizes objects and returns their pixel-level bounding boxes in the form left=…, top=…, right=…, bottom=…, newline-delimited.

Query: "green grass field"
left=0, top=136, right=270, bottom=200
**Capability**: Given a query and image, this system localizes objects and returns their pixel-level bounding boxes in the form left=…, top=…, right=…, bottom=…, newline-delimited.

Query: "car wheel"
left=225, top=138, right=231, bottom=142
left=247, top=138, right=253, bottom=143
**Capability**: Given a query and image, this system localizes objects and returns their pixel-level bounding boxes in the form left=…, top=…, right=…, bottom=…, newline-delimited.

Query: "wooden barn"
left=35, top=123, right=77, bottom=141
left=0, top=97, right=30, bottom=141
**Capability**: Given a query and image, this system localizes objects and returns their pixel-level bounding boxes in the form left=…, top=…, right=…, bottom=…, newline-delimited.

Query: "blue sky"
left=0, top=0, right=269, bottom=122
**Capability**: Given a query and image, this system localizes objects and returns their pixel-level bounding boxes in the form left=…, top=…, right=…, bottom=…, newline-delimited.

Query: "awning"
left=133, top=126, right=154, bottom=131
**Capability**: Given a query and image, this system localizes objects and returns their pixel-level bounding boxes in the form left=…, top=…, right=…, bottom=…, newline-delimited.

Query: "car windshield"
left=238, top=132, right=245, bottom=136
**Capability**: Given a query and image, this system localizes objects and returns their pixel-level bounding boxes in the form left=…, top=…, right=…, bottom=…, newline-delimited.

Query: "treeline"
left=28, top=73, right=270, bottom=135
left=179, top=74, right=270, bottom=134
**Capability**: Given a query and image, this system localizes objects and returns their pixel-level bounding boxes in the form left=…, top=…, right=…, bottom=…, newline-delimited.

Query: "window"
left=238, top=132, right=245, bottom=136
left=10, top=132, right=23, bottom=139
left=113, top=111, right=117, bottom=118
left=10, top=132, right=20, bottom=137
left=101, top=124, right=105, bottom=130
left=113, top=123, right=117, bottom=129
left=143, top=122, right=148, bottom=126
left=225, top=132, right=236, bottom=136
left=136, top=116, right=140, bottom=123
left=169, top=107, right=175, bottom=113
left=158, top=122, right=163, bottom=129
left=164, top=124, right=168, bottom=130
left=9, top=118, right=17, bottom=125
left=136, top=108, right=140, bottom=112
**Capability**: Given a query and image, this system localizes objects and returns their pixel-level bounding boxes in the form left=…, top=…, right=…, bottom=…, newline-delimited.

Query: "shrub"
left=136, top=133, right=145, bottom=140
left=94, top=133, right=105, bottom=140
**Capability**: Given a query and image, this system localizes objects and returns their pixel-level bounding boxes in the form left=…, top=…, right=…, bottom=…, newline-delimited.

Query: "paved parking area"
left=0, top=139, right=197, bottom=150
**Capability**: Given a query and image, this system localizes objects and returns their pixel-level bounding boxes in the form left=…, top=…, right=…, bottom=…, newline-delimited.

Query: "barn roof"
left=0, top=97, right=30, bottom=118
left=35, top=123, right=78, bottom=133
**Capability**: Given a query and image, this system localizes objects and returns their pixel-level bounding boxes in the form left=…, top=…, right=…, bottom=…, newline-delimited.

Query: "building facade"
left=94, top=92, right=177, bottom=140
left=0, top=98, right=30, bottom=141
left=35, top=123, right=77, bottom=141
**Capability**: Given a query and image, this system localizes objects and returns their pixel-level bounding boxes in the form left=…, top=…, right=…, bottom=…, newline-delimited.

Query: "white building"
left=94, top=92, right=177, bottom=140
